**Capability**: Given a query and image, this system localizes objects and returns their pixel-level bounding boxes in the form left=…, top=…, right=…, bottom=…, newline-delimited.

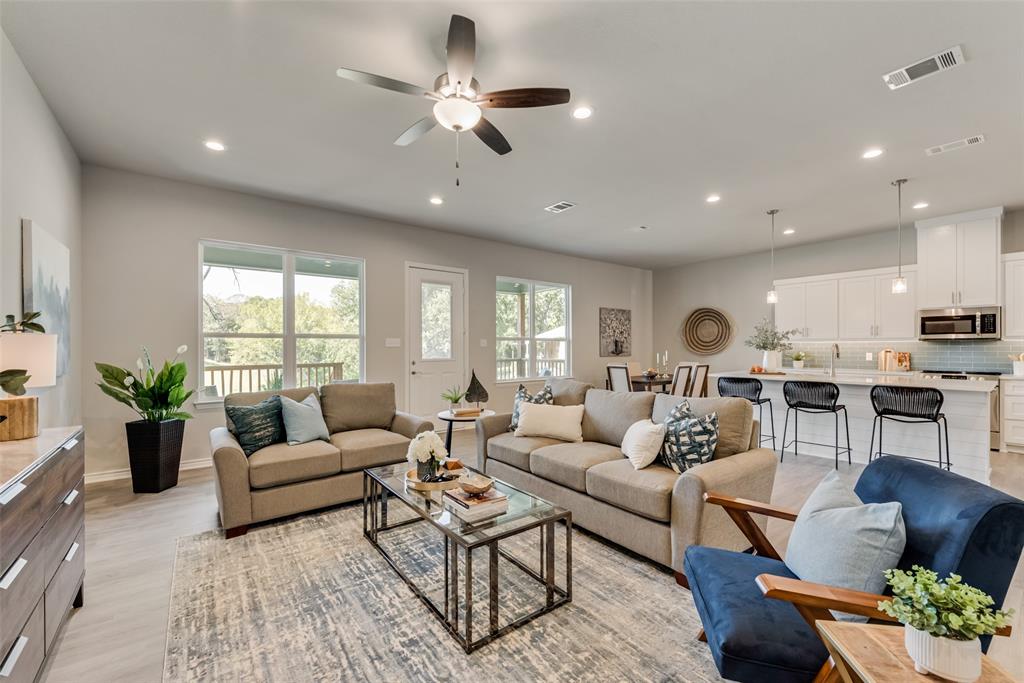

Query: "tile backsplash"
left=787, top=340, right=1024, bottom=373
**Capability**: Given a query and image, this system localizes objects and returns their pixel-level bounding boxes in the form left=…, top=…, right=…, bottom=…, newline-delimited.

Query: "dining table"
left=630, top=374, right=672, bottom=393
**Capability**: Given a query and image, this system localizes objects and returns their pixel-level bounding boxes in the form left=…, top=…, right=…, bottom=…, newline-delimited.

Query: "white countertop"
left=712, top=370, right=997, bottom=393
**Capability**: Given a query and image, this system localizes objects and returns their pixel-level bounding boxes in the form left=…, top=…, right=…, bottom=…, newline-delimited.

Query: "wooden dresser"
left=0, top=427, right=84, bottom=682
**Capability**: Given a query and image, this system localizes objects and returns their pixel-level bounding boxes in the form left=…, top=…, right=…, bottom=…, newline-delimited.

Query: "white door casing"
left=406, top=264, right=467, bottom=422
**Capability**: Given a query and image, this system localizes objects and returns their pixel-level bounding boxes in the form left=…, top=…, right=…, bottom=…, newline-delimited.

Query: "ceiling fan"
left=336, top=14, right=571, bottom=157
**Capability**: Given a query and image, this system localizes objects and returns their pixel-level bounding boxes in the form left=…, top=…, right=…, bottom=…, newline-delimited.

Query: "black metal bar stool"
left=717, top=377, right=776, bottom=450
left=780, top=380, right=852, bottom=469
left=868, top=385, right=950, bottom=470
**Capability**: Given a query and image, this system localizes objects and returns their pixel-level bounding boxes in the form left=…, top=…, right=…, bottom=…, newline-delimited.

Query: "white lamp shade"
left=0, top=334, right=58, bottom=388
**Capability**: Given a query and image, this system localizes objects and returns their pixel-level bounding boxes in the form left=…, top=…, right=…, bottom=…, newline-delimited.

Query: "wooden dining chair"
left=670, top=363, right=693, bottom=396
left=687, top=364, right=710, bottom=397
left=606, top=364, right=632, bottom=392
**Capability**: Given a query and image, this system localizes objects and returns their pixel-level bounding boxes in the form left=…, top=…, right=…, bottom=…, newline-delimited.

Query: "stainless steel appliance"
left=919, top=370, right=1000, bottom=450
left=917, top=306, right=1001, bottom=340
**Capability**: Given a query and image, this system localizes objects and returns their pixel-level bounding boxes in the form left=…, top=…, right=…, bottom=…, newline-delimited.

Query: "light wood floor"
left=40, top=434, right=1024, bottom=682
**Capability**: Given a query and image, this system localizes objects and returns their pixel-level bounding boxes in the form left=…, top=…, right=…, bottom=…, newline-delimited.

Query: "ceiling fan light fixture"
left=432, top=97, right=481, bottom=132
left=572, top=106, right=593, bottom=120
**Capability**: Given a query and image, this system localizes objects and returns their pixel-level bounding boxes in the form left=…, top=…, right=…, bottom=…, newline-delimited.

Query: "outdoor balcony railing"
left=203, top=362, right=344, bottom=397
left=496, top=359, right=566, bottom=382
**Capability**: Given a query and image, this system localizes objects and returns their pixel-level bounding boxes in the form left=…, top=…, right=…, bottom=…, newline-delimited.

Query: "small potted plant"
left=95, top=345, right=193, bottom=493
left=441, top=385, right=465, bottom=413
left=745, top=318, right=797, bottom=372
left=879, top=566, right=1014, bottom=683
left=791, top=351, right=807, bottom=369
left=407, top=430, right=448, bottom=482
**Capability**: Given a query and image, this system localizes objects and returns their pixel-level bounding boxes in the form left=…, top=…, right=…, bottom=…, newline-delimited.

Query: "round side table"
left=436, top=409, right=496, bottom=453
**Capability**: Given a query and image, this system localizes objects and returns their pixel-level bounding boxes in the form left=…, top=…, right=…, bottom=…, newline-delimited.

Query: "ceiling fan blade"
left=476, top=88, right=571, bottom=108
left=394, top=117, right=437, bottom=146
left=445, top=14, right=476, bottom=93
left=335, top=67, right=433, bottom=98
left=473, top=117, right=511, bottom=155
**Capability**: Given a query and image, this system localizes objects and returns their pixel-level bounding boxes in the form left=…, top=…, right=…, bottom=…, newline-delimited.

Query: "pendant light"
left=766, top=209, right=780, bottom=304
left=891, top=179, right=908, bottom=294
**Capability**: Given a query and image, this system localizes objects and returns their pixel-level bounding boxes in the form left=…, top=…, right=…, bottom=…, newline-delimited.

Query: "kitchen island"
left=711, top=370, right=996, bottom=484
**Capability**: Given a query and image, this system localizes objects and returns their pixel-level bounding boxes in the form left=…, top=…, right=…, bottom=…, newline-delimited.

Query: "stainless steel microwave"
left=917, top=306, right=1001, bottom=340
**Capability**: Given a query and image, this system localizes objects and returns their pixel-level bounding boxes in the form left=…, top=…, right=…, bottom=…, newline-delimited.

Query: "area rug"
left=164, top=503, right=721, bottom=682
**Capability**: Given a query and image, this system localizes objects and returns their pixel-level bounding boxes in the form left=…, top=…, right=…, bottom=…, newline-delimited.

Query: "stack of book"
left=451, top=406, right=482, bottom=417
left=443, top=488, right=508, bottom=522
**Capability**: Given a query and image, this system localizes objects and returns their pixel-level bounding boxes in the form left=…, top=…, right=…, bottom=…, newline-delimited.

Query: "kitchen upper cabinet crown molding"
left=914, top=205, right=1004, bottom=231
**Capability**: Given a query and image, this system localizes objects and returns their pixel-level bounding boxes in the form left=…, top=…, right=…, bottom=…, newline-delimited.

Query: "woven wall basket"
left=682, top=307, right=733, bottom=356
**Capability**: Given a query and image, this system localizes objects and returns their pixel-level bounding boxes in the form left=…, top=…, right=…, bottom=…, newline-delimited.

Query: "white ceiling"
left=3, top=1, right=1023, bottom=268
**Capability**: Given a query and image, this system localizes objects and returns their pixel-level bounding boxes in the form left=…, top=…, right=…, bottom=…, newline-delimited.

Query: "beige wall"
left=82, top=166, right=652, bottom=476
left=1, top=31, right=82, bottom=428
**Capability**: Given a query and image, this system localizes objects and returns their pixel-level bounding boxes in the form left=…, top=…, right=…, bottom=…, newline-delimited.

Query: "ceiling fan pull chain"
left=455, top=131, right=461, bottom=187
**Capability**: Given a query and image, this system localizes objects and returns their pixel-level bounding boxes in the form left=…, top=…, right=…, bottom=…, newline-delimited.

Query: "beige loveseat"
left=476, top=383, right=777, bottom=574
left=210, top=383, right=432, bottom=537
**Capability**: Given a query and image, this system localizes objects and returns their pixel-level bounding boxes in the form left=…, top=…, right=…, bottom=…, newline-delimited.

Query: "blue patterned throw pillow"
left=225, top=396, right=285, bottom=456
left=509, top=383, right=554, bottom=431
left=660, top=400, right=719, bottom=473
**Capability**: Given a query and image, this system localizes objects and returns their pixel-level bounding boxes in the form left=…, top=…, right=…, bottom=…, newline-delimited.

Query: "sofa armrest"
left=669, top=447, right=778, bottom=571
left=474, top=412, right=513, bottom=471
left=210, top=427, right=252, bottom=530
left=390, top=411, right=433, bottom=440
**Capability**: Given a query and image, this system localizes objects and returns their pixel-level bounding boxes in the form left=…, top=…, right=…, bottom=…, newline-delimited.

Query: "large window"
left=496, top=278, right=571, bottom=382
left=200, top=242, right=363, bottom=399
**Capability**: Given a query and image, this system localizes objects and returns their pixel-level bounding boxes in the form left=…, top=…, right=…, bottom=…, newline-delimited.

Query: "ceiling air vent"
left=925, top=134, right=985, bottom=156
left=882, top=45, right=965, bottom=90
left=544, top=201, right=576, bottom=214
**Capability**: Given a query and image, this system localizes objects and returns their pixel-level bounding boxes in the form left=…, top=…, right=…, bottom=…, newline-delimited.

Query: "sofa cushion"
left=225, top=387, right=318, bottom=434
left=487, top=432, right=565, bottom=472
left=549, top=378, right=592, bottom=406
left=320, top=383, right=396, bottom=433
left=248, top=439, right=341, bottom=489
left=653, top=394, right=752, bottom=457
left=685, top=546, right=828, bottom=682
left=586, top=459, right=677, bottom=522
left=529, top=442, right=623, bottom=492
left=581, top=389, right=656, bottom=447
left=331, top=428, right=409, bottom=472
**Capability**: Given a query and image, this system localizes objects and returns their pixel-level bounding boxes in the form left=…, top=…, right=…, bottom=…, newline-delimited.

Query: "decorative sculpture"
left=465, top=370, right=489, bottom=406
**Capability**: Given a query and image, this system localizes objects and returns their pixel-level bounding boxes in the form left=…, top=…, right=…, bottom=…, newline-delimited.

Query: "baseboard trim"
left=85, top=457, right=213, bottom=485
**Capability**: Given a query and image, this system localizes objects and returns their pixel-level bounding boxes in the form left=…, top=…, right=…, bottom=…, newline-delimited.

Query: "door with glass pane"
left=408, top=266, right=466, bottom=419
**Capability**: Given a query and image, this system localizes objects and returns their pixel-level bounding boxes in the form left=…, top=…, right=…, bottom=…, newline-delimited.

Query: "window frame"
left=196, top=239, right=366, bottom=404
left=495, top=276, right=572, bottom=383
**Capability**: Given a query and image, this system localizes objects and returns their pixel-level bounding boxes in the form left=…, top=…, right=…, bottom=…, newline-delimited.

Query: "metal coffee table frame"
left=363, top=466, right=572, bottom=653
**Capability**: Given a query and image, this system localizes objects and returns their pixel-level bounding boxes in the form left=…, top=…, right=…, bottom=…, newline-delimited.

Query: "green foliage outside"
left=495, top=286, right=568, bottom=375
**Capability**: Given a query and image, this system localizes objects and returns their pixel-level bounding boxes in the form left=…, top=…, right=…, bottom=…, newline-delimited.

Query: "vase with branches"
left=745, top=318, right=798, bottom=371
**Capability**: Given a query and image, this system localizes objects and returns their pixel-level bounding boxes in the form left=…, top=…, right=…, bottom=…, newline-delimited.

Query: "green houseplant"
left=791, top=350, right=807, bottom=369
left=441, top=385, right=465, bottom=412
left=95, top=345, right=194, bottom=493
left=878, top=566, right=1013, bottom=682
left=745, top=317, right=797, bottom=372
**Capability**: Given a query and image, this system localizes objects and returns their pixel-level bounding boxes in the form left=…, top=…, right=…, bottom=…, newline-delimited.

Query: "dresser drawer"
left=0, top=597, right=44, bottom=683
left=1004, top=419, right=1024, bottom=446
left=0, top=466, right=48, bottom=578
left=0, top=522, right=45, bottom=659
left=44, top=526, right=84, bottom=651
left=39, top=434, right=84, bottom=521
left=40, top=478, right=84, bottom=586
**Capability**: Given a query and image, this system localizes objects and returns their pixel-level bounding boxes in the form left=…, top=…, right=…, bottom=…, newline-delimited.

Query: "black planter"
left=125, top=419, right=185, bottom=493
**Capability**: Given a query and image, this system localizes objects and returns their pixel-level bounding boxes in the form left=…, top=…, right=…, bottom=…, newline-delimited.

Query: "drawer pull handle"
left=64, top=542, right=80, bottom=563
left=0, top=483, right=26, bottom=506
left=0, top=558, right=27, bottom=590
left=63, top=489, right=79, bottom=506
left=0, top=636, right=28, bottom=678
left=63, top=437, right=79, bottom=451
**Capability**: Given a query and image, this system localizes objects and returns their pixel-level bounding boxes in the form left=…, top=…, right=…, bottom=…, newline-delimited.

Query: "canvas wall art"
left=23, top=219, right=71, bottom=378
left=599, top=307, right=631, bottom=357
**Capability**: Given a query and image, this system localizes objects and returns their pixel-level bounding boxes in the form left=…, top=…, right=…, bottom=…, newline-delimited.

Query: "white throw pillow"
left=621, top=420, right=668, bottom=470
left=514, top=402, right=584, bottom=442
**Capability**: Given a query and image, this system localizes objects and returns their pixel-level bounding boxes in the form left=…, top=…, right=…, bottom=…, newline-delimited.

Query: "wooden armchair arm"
left=702, top=491, right=798, bottom=560
left=703, top=492, right=800, bottom=521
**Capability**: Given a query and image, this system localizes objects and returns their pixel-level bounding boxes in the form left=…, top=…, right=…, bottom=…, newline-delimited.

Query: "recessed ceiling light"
left=572, top=106, right=593, bottom=120
left=861, top=147, right=884, bottom=159
left=429, top=196, right=443, bottom=205
left=783, top=228, right=796, bottom=235
left=628, top=225, right=649, bottom=233
left=204, top=139, right=226, bottom=152
left=913, top=201, right=929, bottom=210
left=706, top=194, right=721, bottom=203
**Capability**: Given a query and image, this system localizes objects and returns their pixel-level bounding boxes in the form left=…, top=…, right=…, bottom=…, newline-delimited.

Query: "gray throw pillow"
left=785, top=470, right=906, bottom=621
left=280, top=393, right=330, bottom=445
left=224, top=396, right=285, bottom=456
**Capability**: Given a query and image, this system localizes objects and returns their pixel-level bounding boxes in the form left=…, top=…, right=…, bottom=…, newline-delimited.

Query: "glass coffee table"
left=363, top=463, right=572, bottom=653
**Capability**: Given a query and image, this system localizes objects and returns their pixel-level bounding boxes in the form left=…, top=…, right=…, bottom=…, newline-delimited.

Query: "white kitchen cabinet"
left=916, top=209, right=1002, bottom=309
left=917, top=223, right=958, bottom=308
left=774, top=280, right=837, bottom=340
left=957, top=219, right=1000, bottom=306
left=838, top=276, right=876, bottom=339
left=774, top=283, right=806, bottom=338
left=875, top=271, right=917, bottom=338
left=1003, top=255, right=1024, bottom=338
left=837, top=272, right=917, bottom=340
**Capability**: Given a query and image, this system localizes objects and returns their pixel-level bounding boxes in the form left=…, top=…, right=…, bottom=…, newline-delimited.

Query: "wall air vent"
left=882, top=45, right=965, bottom=90
left=544, top=201, right=576, bottom=214
left=925, top=134, right=985, bottom=156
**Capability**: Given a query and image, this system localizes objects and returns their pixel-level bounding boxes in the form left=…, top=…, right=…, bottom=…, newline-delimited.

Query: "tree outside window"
left=495, top=278, right=571, bottom=381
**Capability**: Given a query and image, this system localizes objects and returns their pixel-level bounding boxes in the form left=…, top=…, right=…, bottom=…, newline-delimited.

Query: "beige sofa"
left=476, top=383, right=777, bottom=574
left=210, top=383, right=432, bottom=537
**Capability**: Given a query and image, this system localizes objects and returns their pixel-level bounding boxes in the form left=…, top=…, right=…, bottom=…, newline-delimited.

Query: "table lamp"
left=0, top=333, right=58, bottom=441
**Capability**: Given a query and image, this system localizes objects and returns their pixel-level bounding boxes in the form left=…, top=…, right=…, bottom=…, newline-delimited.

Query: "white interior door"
left=407, top=266, right=466, bottom=420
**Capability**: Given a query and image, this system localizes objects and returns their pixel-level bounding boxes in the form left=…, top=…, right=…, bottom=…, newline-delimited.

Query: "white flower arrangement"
left=407, top=430, right=448, bottom=465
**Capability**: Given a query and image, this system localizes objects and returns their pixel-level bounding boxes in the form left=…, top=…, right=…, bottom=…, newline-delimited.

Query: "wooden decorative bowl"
left=458, top=473, right=494, bottom=495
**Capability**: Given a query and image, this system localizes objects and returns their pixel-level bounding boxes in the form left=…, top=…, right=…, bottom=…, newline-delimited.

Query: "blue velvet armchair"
left=684, top=457, right=1024, bottom=683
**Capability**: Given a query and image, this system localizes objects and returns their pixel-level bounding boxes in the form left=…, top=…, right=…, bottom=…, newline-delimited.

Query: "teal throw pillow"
left=225, top=396, right=285, bottom=456
left=280, top=393, right=330, bottom=445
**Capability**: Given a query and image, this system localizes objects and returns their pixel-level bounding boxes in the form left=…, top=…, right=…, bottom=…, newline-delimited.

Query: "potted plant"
left=791, top=350, right=807, bottom=369
left=407, top=430, right=448, bottom=482
left=441, top=385, right=465, bottom=413
left=879, top=566, right=1014, bottom=683
left=95, top=345, right=193, bottom=493
left=745, top=318, right=797, bottom=372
